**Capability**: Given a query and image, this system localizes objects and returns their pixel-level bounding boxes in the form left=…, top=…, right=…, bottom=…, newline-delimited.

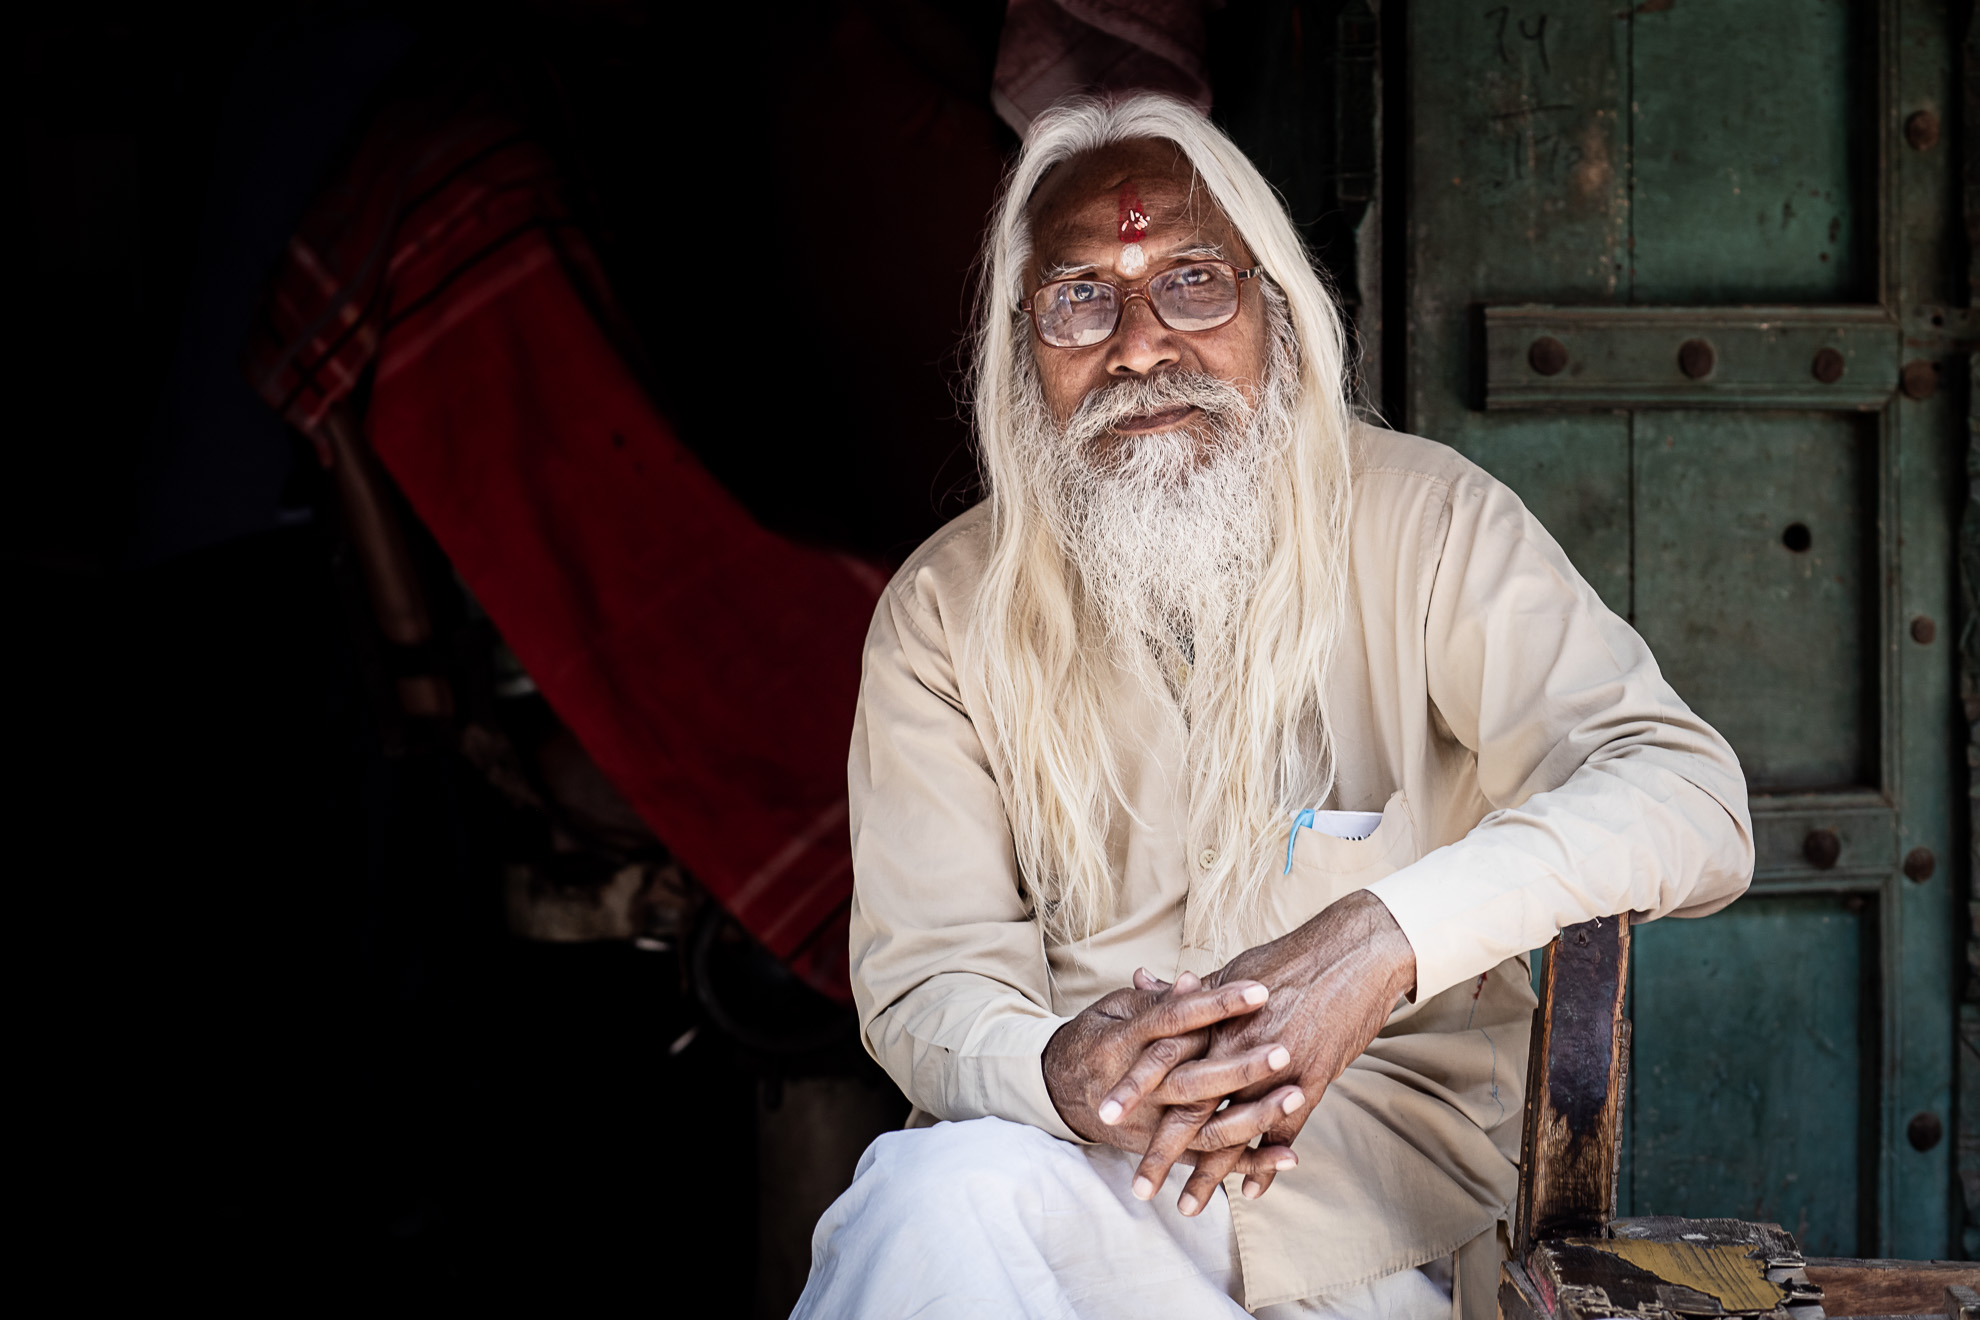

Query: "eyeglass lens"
left=1032, top=262, right=1242, bottom=348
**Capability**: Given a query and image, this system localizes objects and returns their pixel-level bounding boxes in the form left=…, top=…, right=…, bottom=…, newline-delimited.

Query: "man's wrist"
left=1352, top=888, right=1419, bottom=1002
left=1042, top=1016, right=1104, bottom=1142
left=1288, top=889, right=1417, bottom=1000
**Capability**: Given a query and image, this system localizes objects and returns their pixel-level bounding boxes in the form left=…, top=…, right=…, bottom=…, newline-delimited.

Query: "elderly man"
left=794, top=95, right=1751, bottom=1320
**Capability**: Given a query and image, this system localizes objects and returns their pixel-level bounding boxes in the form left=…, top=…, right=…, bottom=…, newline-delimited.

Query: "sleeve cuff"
left=1366, top=848, right=1553, bottom=1002
left=960, top=1011, right=1086, bottom=1144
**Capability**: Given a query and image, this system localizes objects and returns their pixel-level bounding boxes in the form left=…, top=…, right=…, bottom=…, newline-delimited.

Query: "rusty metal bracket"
left=1484, top=305, right=1901, bottom=410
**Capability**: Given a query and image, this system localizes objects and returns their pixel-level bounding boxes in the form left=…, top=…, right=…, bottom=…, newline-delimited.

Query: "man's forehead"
left=1026, top=140, right=1236, bottom=265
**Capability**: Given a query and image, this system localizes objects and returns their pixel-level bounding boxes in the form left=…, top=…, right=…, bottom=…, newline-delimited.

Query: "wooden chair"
left=1503, top=918, right=1979, bottom=1320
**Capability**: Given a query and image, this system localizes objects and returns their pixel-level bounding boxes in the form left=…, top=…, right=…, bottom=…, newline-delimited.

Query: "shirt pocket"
left=1262, top=788, right=1418, bottom=938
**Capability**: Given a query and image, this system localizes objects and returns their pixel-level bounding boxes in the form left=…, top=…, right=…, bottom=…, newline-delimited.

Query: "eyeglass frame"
left=1018, top=259, right=1267, bottom=349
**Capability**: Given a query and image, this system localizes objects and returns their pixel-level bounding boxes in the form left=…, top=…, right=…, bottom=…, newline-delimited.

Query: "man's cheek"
left=1048, top=366, right=1105, bottom=422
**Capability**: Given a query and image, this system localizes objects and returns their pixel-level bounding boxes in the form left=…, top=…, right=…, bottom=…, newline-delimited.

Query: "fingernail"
left=1097, top=1100, right=1122, bottom=1125
left=1267, top=1046, right=1291, bottom=1069
left=1242, top=1178, right=1263, bottom=1199
left=1178, top=1193, right=1201, bottom=1216
left=1132, top=1176, right=1154, bottom=1201
left=1282, top=1090, right=1306, bottom=1114
left=1276, top=1154, right=1297, bottom=1171
left=1242, top=984, right=1269, bottom=1006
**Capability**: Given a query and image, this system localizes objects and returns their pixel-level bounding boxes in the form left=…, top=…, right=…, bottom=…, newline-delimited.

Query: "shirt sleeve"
left=846, top=569, right=1083, bottom=1142
left=1367, top=466, right=1755, bottom=1002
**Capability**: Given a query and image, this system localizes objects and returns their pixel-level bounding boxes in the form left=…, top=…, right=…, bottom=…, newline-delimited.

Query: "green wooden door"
left=1400, top=0, right=1962, bottom=1256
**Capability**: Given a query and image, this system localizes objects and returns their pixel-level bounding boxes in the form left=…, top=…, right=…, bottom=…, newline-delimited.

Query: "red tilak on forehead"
left=1116, top=184, right=1151, bottom=243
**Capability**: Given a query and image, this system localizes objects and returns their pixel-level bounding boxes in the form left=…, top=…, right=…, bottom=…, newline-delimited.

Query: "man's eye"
left=1067, top=283, right=1099, bottom=303
left=1173, top=267, right=1211, bottom=286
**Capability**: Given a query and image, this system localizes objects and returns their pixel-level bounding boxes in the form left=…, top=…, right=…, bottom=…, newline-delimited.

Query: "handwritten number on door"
left=1484, top=7, right=1551, bottom=73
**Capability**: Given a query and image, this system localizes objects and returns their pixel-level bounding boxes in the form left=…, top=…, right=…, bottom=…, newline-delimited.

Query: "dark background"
left=11, top=1, right=1370, bottom=1308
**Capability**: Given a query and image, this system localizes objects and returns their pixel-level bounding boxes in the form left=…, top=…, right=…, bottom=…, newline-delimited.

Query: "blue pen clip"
left=1282, top=807, right=1316, bottom=875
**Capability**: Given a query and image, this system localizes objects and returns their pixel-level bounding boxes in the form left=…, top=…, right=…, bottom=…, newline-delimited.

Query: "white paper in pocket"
left=1282, top=808, right=1385, bottom=873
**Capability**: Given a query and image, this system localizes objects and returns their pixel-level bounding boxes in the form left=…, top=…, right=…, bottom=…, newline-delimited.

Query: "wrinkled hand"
left=1042, top=972, right=1304, bottom=1201
left=1107, top=890, right=1417, bottom=1215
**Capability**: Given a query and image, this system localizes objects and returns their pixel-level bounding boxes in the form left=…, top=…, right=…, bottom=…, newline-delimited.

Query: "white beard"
left=1014, top=345, right=1298, bottom=674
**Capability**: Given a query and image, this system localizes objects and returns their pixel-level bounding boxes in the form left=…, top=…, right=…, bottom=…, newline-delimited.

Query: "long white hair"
left=964, top=93, right=1357, bottom=953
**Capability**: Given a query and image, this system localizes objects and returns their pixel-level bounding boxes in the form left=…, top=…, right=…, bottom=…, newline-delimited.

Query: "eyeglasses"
left=1020, top=260, right=1264, bottom=349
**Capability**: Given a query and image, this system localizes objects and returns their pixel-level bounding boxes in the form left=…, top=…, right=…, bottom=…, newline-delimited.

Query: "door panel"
left=1629, top=0, right=1870, bottom=302
left=1631, top=893, right=1874, bottom=1255
left=1462, top=416, right=1632, bottom=614
left=1402, top=0, right=1958, bottom=1255
left=1632, top=411, right=1877, bottom=792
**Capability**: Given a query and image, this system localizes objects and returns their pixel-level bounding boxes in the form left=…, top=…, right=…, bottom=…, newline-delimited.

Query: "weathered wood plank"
left=1498, top=1259, right=1550, bottom=1320
left=1519, top=1217, right=1823, bottom=1320
left=1802, top=1260, right=1980, bottom=1317
left=1516, top=916, right=1632, bottom=1252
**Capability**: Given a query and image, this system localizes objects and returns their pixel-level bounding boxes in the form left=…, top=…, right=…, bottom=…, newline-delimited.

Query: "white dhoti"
left=792, top=1116, right=1457, bottom=1320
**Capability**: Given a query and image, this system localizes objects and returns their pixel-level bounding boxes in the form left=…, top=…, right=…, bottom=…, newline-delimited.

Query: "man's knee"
left=839, top=1115, right=1070, bottom=1229
left=797, top=1118, right=1101, bottom=1318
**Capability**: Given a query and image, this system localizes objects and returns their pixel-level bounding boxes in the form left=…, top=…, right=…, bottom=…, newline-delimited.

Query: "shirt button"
left=1198, top=847, right=1219, bottom=868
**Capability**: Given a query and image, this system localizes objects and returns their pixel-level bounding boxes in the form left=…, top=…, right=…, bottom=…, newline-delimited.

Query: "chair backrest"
left=1513, top=916, right=1632, bottom=1257
left=1505, top=917, right=1977, bottom=1320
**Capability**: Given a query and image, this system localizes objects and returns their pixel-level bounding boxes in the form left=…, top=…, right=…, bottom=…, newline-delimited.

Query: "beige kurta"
left=845, top=423, right=1753, bottom=1312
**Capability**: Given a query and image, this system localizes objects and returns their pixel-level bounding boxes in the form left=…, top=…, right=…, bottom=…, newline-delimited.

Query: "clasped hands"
left=1041, top=890, right=1416, bottom=1218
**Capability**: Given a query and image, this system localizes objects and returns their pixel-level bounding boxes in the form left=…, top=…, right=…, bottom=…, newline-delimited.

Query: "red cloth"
left=247, top=103, right=877, bottom=998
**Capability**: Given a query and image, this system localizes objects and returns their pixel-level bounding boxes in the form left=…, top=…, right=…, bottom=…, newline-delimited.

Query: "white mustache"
left=1063, top=371, right=1252, bottom=450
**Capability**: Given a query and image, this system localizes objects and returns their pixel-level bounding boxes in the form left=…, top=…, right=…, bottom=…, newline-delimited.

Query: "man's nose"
left=1104, top=297, right=1182, bottom=377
